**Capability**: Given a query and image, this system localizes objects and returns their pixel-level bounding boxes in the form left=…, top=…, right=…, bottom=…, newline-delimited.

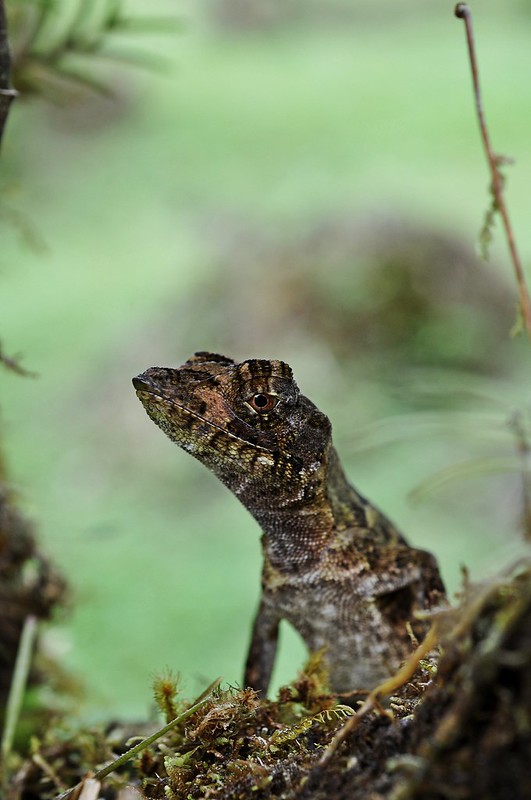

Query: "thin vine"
left=455, top=3, right=531, bottom=337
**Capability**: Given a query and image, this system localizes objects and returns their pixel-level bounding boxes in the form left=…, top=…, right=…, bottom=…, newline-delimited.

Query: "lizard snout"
left=132, top=374, right=157, bottom=394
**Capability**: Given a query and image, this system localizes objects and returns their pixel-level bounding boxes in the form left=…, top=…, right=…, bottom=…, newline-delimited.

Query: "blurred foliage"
left=171, top=215, right=516, bottom=375
left=7, top=0, right=178, bottom=102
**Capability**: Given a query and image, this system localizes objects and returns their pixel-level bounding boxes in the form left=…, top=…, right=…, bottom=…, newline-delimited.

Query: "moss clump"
left=5, top=539, right=531, bottom=799
left=7, top=644, right=436, bottom=799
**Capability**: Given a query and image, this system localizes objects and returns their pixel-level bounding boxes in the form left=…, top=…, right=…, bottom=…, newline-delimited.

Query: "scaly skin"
left=133, top=352, right=446, bottom=693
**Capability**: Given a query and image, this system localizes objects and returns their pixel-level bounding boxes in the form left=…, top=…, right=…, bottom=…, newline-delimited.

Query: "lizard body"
left=133, top=352, right=446, bottom=693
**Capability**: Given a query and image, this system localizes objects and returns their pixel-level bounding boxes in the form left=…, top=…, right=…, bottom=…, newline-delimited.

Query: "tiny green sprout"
left=164, top=747, right=198, bottom=779
left=419, top=659, right=438, bottom=675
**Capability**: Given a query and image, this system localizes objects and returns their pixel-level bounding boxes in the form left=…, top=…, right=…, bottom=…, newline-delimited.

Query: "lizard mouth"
left=132, top=375, right=162, bottom=396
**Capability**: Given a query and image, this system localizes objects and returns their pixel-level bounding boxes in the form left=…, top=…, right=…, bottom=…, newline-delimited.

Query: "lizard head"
left=132, top=352, right=332, bottom=502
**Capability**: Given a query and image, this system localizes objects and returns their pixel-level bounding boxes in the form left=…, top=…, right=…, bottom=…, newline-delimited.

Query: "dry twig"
left=308, top=622, right=440, bottom=781
left=454, top=3, right=531, bottom=336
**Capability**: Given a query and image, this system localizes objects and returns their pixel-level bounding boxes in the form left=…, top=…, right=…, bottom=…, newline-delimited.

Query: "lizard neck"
left=233, top=445, right=370, bottom=573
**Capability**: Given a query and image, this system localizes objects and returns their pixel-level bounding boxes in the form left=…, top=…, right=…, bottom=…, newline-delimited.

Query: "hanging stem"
left=454, top=3, right=531, bottom=337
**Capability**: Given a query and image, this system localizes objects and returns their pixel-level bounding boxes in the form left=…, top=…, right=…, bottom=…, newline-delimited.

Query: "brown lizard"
left=133, top=352, right=446, bottom=694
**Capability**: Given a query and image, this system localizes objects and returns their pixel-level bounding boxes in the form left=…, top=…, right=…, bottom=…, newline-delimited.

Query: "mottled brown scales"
left=133, top=352, right=446, bottom=694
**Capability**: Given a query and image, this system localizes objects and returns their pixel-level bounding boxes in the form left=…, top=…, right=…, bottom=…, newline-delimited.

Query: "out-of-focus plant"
left=347, top=394, right=531, bottom=542
left=0, top=1, right=16, bottom=151
left=0, top=0, right=179, bottom=244
left=7, top=0, right=179, bottom=102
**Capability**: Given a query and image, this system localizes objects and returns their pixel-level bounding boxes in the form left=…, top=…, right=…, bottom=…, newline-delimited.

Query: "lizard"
left=133, top=352, right=446, bottom=694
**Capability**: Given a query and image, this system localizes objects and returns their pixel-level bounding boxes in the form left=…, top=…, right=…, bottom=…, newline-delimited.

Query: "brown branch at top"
left=454, top=3, right=531, bottom=337
left=0, top=0, right=17, bottom=154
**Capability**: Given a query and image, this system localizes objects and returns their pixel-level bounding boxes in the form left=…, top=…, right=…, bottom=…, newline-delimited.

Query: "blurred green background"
left=1, top=0, right=530, bottom=719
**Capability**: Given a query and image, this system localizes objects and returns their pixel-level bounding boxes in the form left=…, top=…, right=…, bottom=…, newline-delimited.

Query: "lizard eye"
left=249, top=393, right=278, bottom=414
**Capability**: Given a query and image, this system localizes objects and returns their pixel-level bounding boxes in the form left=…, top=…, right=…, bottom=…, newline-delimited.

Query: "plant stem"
left=454, top=3, right=531, bottom=337
left=0, top=616, right=38, bottom=777
left=315, top=623, right=439, bottom=774
left=55, top=676, right=221, bottom=800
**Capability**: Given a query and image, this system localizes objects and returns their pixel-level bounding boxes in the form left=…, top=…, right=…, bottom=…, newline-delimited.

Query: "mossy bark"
left=0, top=481, right=66, bottom=715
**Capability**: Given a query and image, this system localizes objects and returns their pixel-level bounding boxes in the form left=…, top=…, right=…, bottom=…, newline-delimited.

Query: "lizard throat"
left=231, top=447, right=371, bottom=572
